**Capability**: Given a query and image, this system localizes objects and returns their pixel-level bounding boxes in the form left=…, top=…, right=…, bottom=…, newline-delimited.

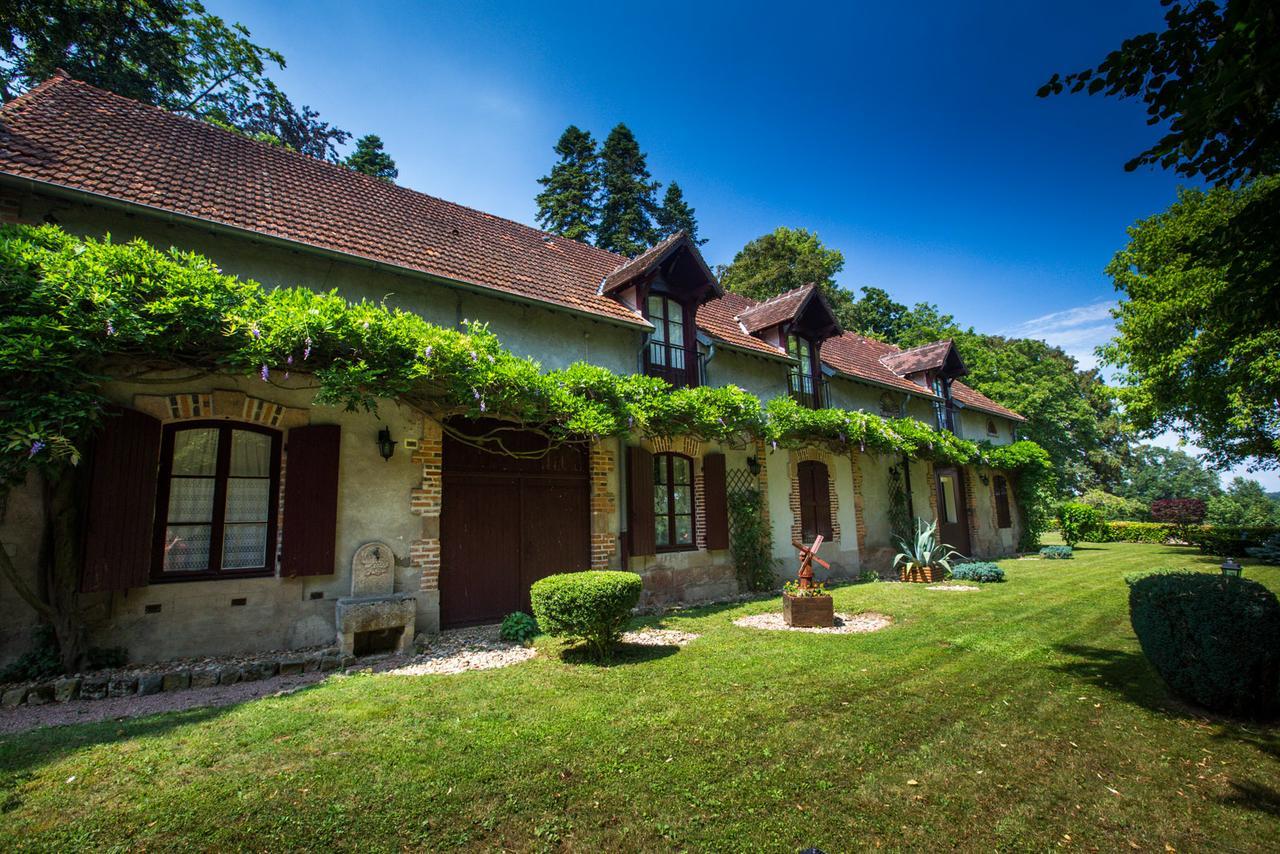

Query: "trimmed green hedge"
left=1097, top=522, right=1174, bottom=544
left=530, top=571, right=642, bottom=660
left=1184, top=526, right=1280, bottom=557
left=949, top=562, right=1006, bottom=583
left=1126, top=571, right=1280, bottom=718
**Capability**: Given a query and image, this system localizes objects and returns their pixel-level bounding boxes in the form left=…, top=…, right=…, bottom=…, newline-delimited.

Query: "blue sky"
left=208, top=1, right=1274, bottom=488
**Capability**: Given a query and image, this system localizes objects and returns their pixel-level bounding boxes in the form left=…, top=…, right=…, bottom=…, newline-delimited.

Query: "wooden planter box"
left=900, top=564, right=945, bottom=583
left=783, top=593, right=834, bottom=628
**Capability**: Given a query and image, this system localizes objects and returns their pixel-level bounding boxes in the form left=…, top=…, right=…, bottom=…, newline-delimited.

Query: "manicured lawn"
left=2, top=543, right=1279, bottom=851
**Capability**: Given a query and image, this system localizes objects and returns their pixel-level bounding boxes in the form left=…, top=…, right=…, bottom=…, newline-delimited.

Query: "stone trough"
left=336, top=541, right=416, bottom=657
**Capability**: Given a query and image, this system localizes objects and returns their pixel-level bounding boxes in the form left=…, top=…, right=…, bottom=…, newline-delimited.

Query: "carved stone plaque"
left=350, top=541, right=395, bottom=597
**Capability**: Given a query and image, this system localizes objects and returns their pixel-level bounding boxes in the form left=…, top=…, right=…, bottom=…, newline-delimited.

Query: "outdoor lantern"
left=376, top=426, right=397, bottom=461
left=1221, top=558, right=1243, bottom=578
left=746, top=456, right=761, bottom=477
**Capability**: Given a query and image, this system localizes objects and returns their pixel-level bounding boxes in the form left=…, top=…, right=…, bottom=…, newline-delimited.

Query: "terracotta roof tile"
left=695, top=291, right=789, bottom=358
left=879, top=340, right=956, bottom=376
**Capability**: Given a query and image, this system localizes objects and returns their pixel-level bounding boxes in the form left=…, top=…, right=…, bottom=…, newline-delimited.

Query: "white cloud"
left=1003, top=301, right=1117, bottom=370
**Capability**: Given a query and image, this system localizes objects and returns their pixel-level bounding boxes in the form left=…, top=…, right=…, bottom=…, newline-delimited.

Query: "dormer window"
left=788, top=334, right=823, bottom=409
left=645, top=293, right=699, bottom=388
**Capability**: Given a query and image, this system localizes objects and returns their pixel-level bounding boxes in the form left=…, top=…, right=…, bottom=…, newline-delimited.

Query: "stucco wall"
left=0, top=471, right=47, bottom=667
left=704, top=347, right=791, bottom=404
left=762, top=446, right=862, bottom=584
left=0, top=373, right=427, bottom=666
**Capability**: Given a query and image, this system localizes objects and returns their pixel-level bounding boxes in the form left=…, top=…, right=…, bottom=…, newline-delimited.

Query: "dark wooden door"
left=934, top=466, right=972, bottom=556
left=440, top=420, right=590, bottom=627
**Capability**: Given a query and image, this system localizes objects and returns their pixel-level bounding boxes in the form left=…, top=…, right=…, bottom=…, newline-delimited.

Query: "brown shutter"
left=626, top=445, right=656, bottom=556
left=280, top=424, right=341, bottom=577
left=702, top=453, right=729, bottom=550
left=812, top=462, right=833, bottom=540
left=81, top=407, right=162, bottom=592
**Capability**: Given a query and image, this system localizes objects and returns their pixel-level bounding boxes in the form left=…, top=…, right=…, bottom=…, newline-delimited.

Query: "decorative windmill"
left=791, top=534, right=829, bottom=589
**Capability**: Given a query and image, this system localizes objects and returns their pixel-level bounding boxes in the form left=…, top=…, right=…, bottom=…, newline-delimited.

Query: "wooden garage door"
left=440, top=420, right=590, bottom=627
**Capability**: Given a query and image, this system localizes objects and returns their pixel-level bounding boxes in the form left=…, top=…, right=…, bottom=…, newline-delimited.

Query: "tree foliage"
left=595, top=124, right=660, bottom=256
left=343, top=133, right=398, bottom=182
left=718, top=227, right=852, bottom=320
left=655, top=182, right=704, bottom=245
left=0, top=0, right=353, bottom=161
left=1206, top=477, right=1280, bottom=527
left=1116, top=444, right=1221, bottom=506
left=1101, top=178, right=1280, bottom=469
left=535, top=125, right=599, bottom=242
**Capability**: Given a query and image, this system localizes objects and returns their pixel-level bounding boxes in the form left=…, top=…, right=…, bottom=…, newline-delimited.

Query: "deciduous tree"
left=718, top=227, right=853, bottom=320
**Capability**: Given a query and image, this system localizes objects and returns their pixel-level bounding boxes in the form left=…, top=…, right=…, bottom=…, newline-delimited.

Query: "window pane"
left=672, top=456, right=690, bottom=485
left=655, top=515, right=670, bottom=547
left=675, top=516, right=692, bottom=545
left=940, top=475, right=958, bottom=524
left=230, top=430, right=272, bottom=476
left=225, top=478, right=270, bottom=522
left=164, top=525, right=211, bottom=572
left=648, top=296, right=667, bottom=341
left=167, top=477, right=216, bottom=523
left=649, top=339, right=667, bottom=366
left=653, top=457, right=667, bottom=486
left=171, top=428, right=219, bottom=475
left=222, top=523, right=268, bottom=569
left=673, top=486, right=691, bottom=514
left=653, top=485, right=669, bottom=514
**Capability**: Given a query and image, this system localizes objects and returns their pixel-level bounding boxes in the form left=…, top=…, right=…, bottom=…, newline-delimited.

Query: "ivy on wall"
left=0, top=224, right=1054, bottom=546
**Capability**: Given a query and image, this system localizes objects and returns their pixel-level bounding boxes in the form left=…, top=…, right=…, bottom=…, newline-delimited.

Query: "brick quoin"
left=411, top=418, right=443, bottom=591
left=588, top=440, right=617, bottom=569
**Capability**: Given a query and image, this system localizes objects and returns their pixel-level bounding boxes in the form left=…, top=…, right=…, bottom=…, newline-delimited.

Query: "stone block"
left=25, top=683, right=54, bottom=705
left=318, top=654, right=340, bottom=672
left=244, top=660, right=277, bottom=682
left=137, top=673, right=164, bottom=696
left=302, top=655, right=321, bottom=673
left=218, top=665, right=243, bottom=685
left=53, top=677, right=81, bottom=702
left=161, top=670, right=191, bottom=692
left=108, top=676, right=138, bottom=698
left=80, top=676, right=108, bottom=700
left=1, top=686, right=27, bottom=707
left=278, top=658, right=305, bottom=676
left=190, top=669, right=219, bottom=689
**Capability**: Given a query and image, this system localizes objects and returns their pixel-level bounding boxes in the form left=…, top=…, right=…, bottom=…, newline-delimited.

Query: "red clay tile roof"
left=950, top=382, right=1025, bottom=422
left=0, top=75, right=1022, bottom=422
left=879, top=340, right=959, bottom=376
left=737, top=283, right=827, bottom=333
left=0, top=74, right=648, bottom=327
left=599, top=230, right=719, bottom=296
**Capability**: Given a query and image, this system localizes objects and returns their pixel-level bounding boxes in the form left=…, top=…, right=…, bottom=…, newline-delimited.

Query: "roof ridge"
left=4, top=73, right=625, bottom=268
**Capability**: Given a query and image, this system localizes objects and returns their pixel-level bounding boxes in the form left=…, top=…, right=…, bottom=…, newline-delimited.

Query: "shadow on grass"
left=556, top=642, right=680, bottom=667
left=1220, top=779, right=1280, bottom=818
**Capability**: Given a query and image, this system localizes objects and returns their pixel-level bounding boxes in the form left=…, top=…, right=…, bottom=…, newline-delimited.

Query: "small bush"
left=0, top=625, right=62, bottom=684
left=1097, top=521, right=1173, bottom=544
left=1150, top=498, right=1207, bottom=527
left=1040, top=545, right=1073, bottom=560
left=1078, top=489, right=1148, bottom=521
left=1127, top=571, right=1280, bottom=718
left=1057, top=502, right=1106, bottom=547
left=950, top=562, right=1005, bottom=583
left=1246, top=534, right=1280, bottom=565
left=499, top=612, right=540, bottom=644
left=1185, top=525, right=1280, bottom=557
left=530, top=571, right=642, bottom=660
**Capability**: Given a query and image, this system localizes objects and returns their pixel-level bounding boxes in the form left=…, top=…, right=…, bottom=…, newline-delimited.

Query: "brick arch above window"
left=787, top=450, right=840, bottom=547
left=133, top=389, right=310, bottom=430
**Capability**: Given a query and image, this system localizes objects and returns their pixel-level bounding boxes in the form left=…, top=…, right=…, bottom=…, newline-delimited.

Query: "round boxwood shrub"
left=1126, top=571, right=1280, bottom=718
left=1039, top=545, right=1073, bottom=560
left=530, top=571, right=642, bottom=660
left=949, top=561, right=1005, bottom=583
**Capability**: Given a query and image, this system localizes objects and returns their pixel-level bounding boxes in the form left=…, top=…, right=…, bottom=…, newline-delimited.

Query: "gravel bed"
left=734, top=612, right=892, bottom=634
left=620, top=628, right=701, bottom=647
left=926, top=584, right=981, bottom=591
left=378, top=624, right=536, bottom=676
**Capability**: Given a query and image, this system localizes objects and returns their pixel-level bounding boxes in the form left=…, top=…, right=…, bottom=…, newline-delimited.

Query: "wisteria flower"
left=249, top=323, right=261, bottom=339
left=303, top=337, right=313, bottom=360
left=287, top=355, right=293, bottom=365
left=260, top=364, right=269, bottom=381
left=423, top=345, right=433, bottom=360
left=470, top=351, right=478, bottom=361
left=29, top=440, right=45, bottom=458
left=478, top=399, right=486, bottom=412
left=105, top=320, right=115, bottom=336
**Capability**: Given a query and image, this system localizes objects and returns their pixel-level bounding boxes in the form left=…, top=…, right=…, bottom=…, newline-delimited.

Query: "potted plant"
left=894, top=519, right=959, bottom=583
left=782, top=580, right=834, bottom=627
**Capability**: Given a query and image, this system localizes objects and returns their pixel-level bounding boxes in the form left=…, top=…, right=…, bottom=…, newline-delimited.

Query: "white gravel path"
left=734, top=612, right=892, bottom=634
left=379, top=624, right=536, bottom=676
left=620, top=628, right=700, bottom=646
left=926, top=584, right=981, bottom=591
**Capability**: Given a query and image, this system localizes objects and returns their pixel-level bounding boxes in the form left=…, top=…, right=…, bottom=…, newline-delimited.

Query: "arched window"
left=653, top=452, right=695, bottom=550
left=153, top=421, right=281, bottom=579
left=797, top=460, right=833, bottom=542
left=993, top=475, right=1012, bottom=529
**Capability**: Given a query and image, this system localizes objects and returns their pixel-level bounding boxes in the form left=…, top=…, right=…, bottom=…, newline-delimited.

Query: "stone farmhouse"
left=0, top=75, right=1026, bottom=664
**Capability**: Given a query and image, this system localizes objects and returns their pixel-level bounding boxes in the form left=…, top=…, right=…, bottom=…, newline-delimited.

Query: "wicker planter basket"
left=782, top=593, right=835, bottom=627
left=899, top=564, right=946, bottom=583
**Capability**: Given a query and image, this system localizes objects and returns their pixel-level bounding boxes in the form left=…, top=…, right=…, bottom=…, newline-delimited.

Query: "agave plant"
left=894, top=518, right=960, bottom=576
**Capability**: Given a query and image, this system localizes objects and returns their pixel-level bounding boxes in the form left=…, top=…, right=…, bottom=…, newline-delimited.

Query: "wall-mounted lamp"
left=377, top=426, right=397, bottom=462
left=746, top=456, right=761, bottom=477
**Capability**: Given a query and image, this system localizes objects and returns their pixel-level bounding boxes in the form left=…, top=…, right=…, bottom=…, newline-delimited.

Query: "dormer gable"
left=878, top=339, right=967, bottom=390
left=735, top=283, right=842, bottom=351
left=600, top=231, right=722, bottom=314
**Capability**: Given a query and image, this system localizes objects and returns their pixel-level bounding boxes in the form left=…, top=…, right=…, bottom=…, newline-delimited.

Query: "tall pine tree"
left=344, top=134, right=399, bottom=181
left=535, top=125, right=599, bottom=241
left=596, top=124, right=660, bottom=256
left=655, top=182, right=705, bottom=245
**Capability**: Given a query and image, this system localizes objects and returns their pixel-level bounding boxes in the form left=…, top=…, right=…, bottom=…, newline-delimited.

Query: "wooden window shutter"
left=626, top=445, right=656, bottom=556
left=280, top=424, right=341, bottom=577
left=798, top=460, right=833, bottom=543
left=82, top=407, right=162, bottom=592
left=993, top=475, right=1012, bottom=529
left=702, top=453, right=729, bottom=550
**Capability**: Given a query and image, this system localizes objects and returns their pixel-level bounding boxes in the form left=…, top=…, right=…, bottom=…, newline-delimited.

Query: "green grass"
left=2, top=543, right=1279, bottom=851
